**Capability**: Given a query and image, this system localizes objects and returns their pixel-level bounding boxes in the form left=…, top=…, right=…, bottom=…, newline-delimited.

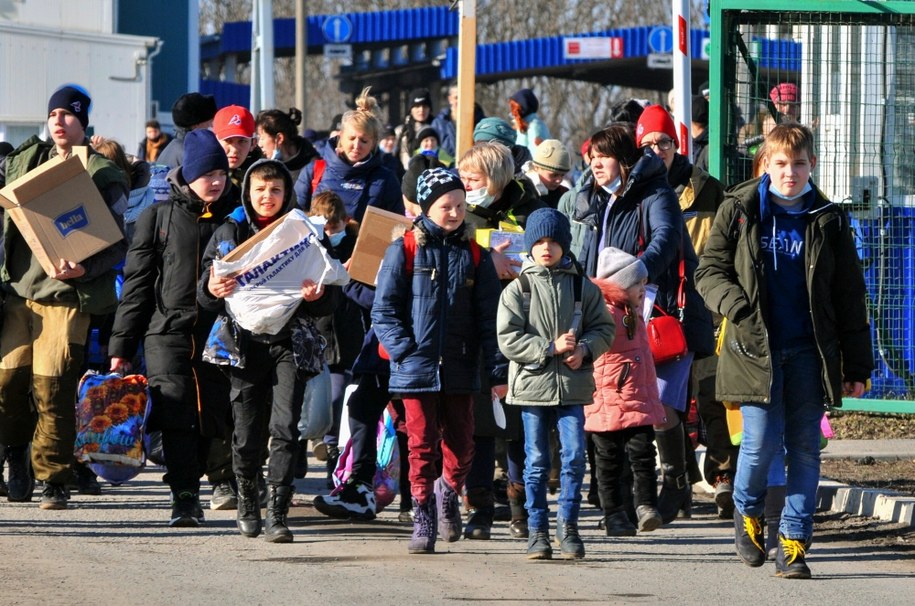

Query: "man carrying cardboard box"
left=0, top=84, right=129, bottom=510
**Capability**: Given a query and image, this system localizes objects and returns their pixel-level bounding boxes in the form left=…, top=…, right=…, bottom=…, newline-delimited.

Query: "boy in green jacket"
left=497, top=208, right=615, bottom=560
left=695, top=123, right=873, bottom=578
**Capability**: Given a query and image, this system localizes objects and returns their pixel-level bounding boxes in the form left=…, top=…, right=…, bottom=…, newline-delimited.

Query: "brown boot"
left=507, top=481, right=528, bottom=539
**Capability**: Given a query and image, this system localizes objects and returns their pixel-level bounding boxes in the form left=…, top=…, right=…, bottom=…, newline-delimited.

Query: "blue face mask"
left=327, top=230, right=346, bottom=247
left=768, top=181, right=812, bottom=202
left=270, top=147, right=282, bottom=161
left=601, top=176, right=622, bottom=196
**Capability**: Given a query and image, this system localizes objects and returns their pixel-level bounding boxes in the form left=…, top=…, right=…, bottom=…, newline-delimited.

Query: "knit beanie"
left=181, top=129, right=230, bottom=183
left=524, top=208, right=571, bottom=256
left=635, top=104, right=678, bottom=148
left=532, top=139, right=571, bottom=172
left=213, top=105, right=255, bottom=140
left=402, top=154, right=445, bottom=202
left=770, top=82, right=798, bottom=103
left=415, top=125, right=440, bottom=146
left=472, top=117, right=516, bottom=147
left=416, top=167, right=464, bottom=213
left=172, top=92, right=218, bottom=129
left=408, top=88, right=432, bottom=108
left=48, top=84, right=91, bottom=130
left=596, top=247, right=649, bottom=289
left=510, top=88, right=539, bottom=116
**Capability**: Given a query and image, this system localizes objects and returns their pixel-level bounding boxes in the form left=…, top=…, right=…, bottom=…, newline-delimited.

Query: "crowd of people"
left=0, top=80, right=873, bottom=579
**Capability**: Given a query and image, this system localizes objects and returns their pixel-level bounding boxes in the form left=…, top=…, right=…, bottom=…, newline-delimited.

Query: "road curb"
left=816, top=480, right=915, bottom=527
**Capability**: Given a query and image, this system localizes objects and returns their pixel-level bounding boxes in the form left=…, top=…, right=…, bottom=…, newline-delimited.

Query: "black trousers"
left=229, top=340, right=306, bottom=486
left=591, top=425, right=658, bottom=513
left=344, top=373, right=390, bottom=486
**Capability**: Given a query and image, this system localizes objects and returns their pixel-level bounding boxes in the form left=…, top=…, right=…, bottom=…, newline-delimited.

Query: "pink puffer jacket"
left=585, top=279, right=667, bottom=432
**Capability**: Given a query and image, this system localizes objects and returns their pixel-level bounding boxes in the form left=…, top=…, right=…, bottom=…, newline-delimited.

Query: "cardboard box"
left=348, top=206, right=413, bottom=285
left=0, top=147, right=123, bottom=275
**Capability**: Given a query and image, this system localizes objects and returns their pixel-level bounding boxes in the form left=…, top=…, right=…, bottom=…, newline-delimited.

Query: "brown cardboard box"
left=0, top=147, right=123, bottom=275
left=348, top=206, right=412, bottom=285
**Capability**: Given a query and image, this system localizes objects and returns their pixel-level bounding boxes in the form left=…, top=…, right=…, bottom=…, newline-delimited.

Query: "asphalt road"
left=1, top=466, right=913, bottom=606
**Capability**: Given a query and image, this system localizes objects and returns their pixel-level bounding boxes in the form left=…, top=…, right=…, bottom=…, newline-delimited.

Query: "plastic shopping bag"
left=213, top=209, right=349, bottom=335
left=74, top=371, right=151, bottom=484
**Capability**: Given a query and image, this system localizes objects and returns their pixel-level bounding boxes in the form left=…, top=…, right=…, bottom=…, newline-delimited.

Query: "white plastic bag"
left=213, top=209, right=349, bottom=335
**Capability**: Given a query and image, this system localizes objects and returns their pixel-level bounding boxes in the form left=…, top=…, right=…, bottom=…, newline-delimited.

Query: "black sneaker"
left=734, top=513, right=766, bottom=567
left=5, top=445, right=34, bottom=502
left=170, top=491, right=205, bottom=527
left=775, top=535, right=812, bottom=579
left=209, top=480, right=238, bottom=511
left=314, top=479, right=376, bottom=520
left=39, top=483, right=69, bottom=510
left=526, top=530, right=552, bottom=560
left=75, top=464, right=102, bottom=496
left=602, top=510, right=637, bottom=537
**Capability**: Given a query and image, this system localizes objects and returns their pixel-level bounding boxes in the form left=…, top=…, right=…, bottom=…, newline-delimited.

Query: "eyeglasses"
left=642, top=138, right=675, bottom=152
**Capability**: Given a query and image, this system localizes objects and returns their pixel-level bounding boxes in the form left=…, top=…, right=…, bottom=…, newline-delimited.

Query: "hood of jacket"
left=231, top=158, right=297, bottom=231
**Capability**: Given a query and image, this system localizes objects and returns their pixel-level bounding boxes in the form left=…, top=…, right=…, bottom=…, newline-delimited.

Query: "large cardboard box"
left=348, top=206, right=413, bottom=285
left=0, top=147, right=123, bottom=275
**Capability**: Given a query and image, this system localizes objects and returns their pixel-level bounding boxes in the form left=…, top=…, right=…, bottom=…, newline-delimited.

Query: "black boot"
left=5, top=444, right=34, bottom=503
left=263, top=485, right=294, bottom=543
left=507, top=481, right=528, bottom=539
left=765, top=485, right=787, bottom=560
left=655, top=426, right=691, bottom=524
left=463, top=487, right=494, bottom=540
left=236, top=475, right=262, bottom=538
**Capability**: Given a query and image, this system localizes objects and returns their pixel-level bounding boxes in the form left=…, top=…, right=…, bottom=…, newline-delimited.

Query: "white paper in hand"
left=213, top=209, right=349, bottom=335
left=492, top=393, right=506, bottom=430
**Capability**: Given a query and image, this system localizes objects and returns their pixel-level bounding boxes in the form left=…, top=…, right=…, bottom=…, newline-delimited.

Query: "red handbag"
left=647, top=306, right=688, bottom=363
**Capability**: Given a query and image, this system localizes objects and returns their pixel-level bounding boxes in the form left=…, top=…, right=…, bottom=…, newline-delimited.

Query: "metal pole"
left=455, top=0, right=477, bottom=160
left=673, top=0, right=693, bottom=160
left=260, top=0, right=276, bottom=112
left=295, top=0, right=307, bottom=130
left=250, top=0, right=261, bottom=113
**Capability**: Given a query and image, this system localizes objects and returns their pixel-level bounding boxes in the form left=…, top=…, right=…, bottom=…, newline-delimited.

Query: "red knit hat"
left=770, top=82, right=798, bottom=104
left=635, top=105, right=678, bottom=148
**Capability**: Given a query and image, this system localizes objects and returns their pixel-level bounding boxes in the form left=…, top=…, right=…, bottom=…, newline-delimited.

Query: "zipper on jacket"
left=616, top=362, right=631, bottom=394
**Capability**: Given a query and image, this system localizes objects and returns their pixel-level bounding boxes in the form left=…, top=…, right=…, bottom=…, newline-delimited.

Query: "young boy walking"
left=696, top=123, right=873, bottom=578
left=497, top=208, right=615, bottom=560
left=198, top=159, right=337, bottom=542
left=372, top=168, right=505, bottom=554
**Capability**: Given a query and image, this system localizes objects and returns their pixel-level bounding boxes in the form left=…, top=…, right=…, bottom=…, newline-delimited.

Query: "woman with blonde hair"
left=295, top=87, right=403, bottom=222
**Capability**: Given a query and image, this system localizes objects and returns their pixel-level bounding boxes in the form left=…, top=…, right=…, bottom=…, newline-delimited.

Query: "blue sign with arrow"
left=323, top=15, right=353, bottom=44
left=648, top=26, right=673, bottom=54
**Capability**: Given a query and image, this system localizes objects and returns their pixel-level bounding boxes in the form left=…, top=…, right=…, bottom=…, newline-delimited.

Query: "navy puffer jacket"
left=294, top=136, right=404, bottom=222
left=372, top=216, right=503, bottom=394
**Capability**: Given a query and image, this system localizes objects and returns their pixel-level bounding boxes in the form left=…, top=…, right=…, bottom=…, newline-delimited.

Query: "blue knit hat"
left=524, top=208, right=571, bottom=256
left=510, top=88, right=539, bottom=116
left=48, top=84, right=91, bottom=130
left=472, top=117, right=516, bottom=147
left=181, top=129, right=229, bottom=183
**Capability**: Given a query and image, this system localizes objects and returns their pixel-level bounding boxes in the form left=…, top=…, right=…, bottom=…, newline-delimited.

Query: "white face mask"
left=270, top=148, right=282, bottom=161
left=768, top=181, right=812, bottom=202
left=601, top=176, right=622, bottom=196
left=466, top=187, right=496, bottom=208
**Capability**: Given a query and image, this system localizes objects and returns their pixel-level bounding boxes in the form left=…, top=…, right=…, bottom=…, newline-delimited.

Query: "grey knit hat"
left=596, top=247, right=648, bottom=289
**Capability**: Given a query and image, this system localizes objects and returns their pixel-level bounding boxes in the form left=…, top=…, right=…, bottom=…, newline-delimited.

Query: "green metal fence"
left=708, top=1, right=915, bottom=412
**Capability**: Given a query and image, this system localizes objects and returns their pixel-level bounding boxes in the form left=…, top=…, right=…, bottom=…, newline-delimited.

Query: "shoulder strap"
left=517, top=269, right=584, bottom=333
left=402, top=229, right=416, bottom=275
left=310, top=159, right=326, bottom=196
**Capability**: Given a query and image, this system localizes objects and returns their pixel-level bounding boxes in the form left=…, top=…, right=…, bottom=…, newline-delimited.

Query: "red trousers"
left=401, top=392, right=475, bottom=504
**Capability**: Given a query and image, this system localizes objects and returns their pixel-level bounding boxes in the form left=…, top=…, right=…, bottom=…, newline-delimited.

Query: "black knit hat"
left=48, top=84, right=91, bottom=130
left=402, top=154, right=445, bottom=202
left=181, top=129, right=230, bottom=183
left=415, top=126, right=440, bottom=146
left=172, top=92, right=217, bottom=128
left=416, top=168, right=464, bottom=214
left=524, top=208, right=571, bottom=256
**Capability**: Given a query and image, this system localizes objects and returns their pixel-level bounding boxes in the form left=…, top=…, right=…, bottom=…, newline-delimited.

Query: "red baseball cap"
left=213, top=105, right=255, bottom=140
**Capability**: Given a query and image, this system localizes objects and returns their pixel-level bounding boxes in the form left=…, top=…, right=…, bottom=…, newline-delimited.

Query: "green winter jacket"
left=694, top=177, right=873, bottom=407
left=1, top=136, right=128, bottom=314
left=497, top=258, right=615, bottom=407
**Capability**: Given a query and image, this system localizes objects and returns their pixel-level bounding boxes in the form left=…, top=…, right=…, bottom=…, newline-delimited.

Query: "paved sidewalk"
left=821, top=438, right=915, bottom=460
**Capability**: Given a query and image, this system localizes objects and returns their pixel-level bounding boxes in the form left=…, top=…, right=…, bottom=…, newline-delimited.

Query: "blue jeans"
left=733, top=345, right=824, bottom=540
left=521, top=405, right=586, bottom=531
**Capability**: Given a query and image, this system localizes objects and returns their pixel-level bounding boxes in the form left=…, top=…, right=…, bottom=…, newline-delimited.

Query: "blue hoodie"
left=758, top=174, right=817, bottom=350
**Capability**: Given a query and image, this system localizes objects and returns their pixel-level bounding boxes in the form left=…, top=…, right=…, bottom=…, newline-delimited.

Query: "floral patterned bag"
left=74, top=371, right=152, bottom=484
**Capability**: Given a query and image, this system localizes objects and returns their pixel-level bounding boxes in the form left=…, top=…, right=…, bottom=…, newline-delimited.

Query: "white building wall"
left=0, top=1, right=157, bottom=154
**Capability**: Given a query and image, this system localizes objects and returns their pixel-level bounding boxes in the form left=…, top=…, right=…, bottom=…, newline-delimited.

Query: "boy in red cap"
left=214, top=105, right=263, bottom=189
